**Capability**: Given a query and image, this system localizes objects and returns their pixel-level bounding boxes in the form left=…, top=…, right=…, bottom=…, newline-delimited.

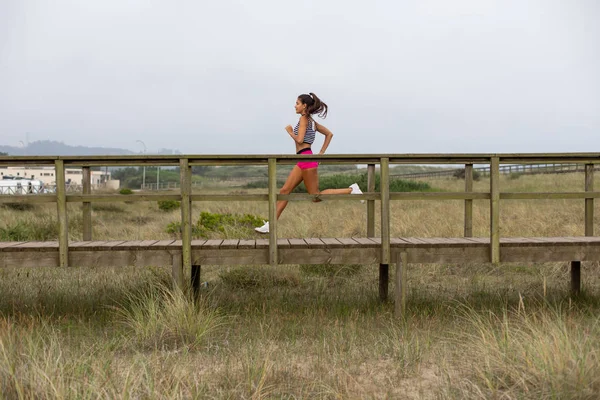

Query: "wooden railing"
left=1, top=153, right=598, bottom=271
left=393, top=162, right=600, bottom=180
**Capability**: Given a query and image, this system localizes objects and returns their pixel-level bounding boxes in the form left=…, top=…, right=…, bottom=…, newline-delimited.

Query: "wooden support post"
left=571, top=261, right=581, bottom=295
left=180, top=159, right=192, bottom=280
left=268, top=158, right=277, bottom=265
left=55, top=159, right=69, bottom=267
left=395, top=251, right=407, bottom=318
left=82, top=166, right=92, bottom=241
left=490, top=156, right=500, bottom=264
left=464, top=163, right=473, bottom=237
left=380, top=158, right=390, bottom=264
left=172, top=253, right=184, bottom=290
left=570, top=164, right=595, bottom=296
left=191, top=264, right=201, bottom=298
left=367, top=163, right=375, bottom=238
left=380, top=158, right=390, bottom=302
left=379, top=263, right=389, bottom=302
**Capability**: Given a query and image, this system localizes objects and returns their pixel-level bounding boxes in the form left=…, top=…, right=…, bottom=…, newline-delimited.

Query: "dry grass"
left=0, top=172, right=599, bottom=398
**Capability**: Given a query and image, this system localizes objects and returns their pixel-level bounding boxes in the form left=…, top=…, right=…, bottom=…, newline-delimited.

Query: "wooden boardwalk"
left=1, top=152, right=599, bottom=316
left=3, top=237, right=600, bottom=268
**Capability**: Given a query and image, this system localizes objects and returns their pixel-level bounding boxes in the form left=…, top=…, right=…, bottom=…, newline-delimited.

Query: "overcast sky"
left=1, top=0, right=598, bottom=155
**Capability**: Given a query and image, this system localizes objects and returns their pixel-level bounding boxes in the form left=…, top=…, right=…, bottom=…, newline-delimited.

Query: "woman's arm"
left=285, top=116, right=308, bottom=144
left=315, top=121, right=334, bottom=154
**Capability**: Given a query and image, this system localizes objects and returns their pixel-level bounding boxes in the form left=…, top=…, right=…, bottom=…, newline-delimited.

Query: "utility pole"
left=136, top=140, right=146, bottom=190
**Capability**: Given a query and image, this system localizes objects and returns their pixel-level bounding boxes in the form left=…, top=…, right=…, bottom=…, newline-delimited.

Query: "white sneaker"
left=349, top=183, right=365, bottom=203
left=255, top=220, right=269, bottom=234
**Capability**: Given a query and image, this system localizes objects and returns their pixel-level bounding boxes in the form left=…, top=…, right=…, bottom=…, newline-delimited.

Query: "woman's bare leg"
left=276, top=165, right=303, bottom=219
left=302, top=168, right=352, bottom=199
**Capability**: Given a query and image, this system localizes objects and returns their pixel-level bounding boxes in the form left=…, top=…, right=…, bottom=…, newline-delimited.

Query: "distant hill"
left=0, top=140, right=180, bottom=156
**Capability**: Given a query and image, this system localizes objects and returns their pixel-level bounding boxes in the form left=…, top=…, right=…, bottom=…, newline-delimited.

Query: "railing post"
left=367, top=164, right=375, bottom=237
left=268, top=158, right=278, bottom=265
left=464, top=163, right=473, bottom=237
left=380, top=158, right=390, bottom=265
left=179, top=158, right=191, bottom=290
left=82, top=166, right=92, bottom=241
left=572, top=163, right=595, bottom=296
left=55, top=159, right=69, bottom=267
left=585, top=164, right=594, bottom=236
left=490, top=156, right=500, bottom=263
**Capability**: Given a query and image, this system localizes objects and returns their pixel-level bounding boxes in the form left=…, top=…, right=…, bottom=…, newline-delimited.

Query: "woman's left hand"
left=285, top=125, right=293, bottom=133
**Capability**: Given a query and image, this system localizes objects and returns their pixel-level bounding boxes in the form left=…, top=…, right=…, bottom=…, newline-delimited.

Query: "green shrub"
left=166, top=211, right=265, bottom=238
left=157, top=200, right=180, bottom=212
left=119, top=188, right=133, bottom=195
left=453, top=168, right=482, bottom=181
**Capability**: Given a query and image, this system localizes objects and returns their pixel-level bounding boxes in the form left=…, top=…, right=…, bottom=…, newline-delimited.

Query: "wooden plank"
left=321, top=238, right=344, bottom=248
left=69, top=241, right=92, bottom=248
left=401, top=237, right=429, bottom=245
left=279, top=247, right=380, bottom=265
left=256, top=238, right=270, bottom=249
left=202, top=239, right=223, bottom=249
left=586, top=164, right=594, bottom=236
left=138, top=240, right=160, bottom=247
left=464, top=163, right=473, bottom=237
left=500, top=246, right=600, bottom=263
left=82, top=166, right=92, bottom=241
left=337, top=237, right=360, bottom=247
left=406, top=246, right=490, bottom=263
left=191, top=249, right=268, bottom=265
left=180, top=158, right=192, bottom=273
left=70, top=241, right=111, bottom=250
left=151, top=240, right=176, bottom=247
left=305, top=238, right=326, bottom=248
left=380, top=157, right=390, bottom=264
left=389, top=192, right=490, bottom=200
left=55, top=159, right=69, bottom=267
left=220, top=239, right=239, bottom=249
left=0, top=242, right=26, bottom=250
left=68, top=194, right=182, bottom=203
left=352, top=237, right=379, bottom=247
left=191, top=194, right=268, bottom=202
left=287, top=238, right=307, bottom=249
left=501, top=192, right=600, bottom=200
left=490, top=156, right=500, bottom=263
left=367, top=164, right=375, bottom=237
left=238, top=239, right=256, bottom=249
left=465, top=237, right=489, bottom=244
left=93, top=240, right=127, bottom=249
left=391, top=238, right=411, bottom=246
left=268, top=158, right=277, bottom=266
left=277, top=238, right=291, bottom=249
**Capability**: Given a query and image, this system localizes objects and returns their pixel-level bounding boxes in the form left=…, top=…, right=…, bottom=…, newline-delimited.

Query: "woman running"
left=255, top=92, right=362, bottom=233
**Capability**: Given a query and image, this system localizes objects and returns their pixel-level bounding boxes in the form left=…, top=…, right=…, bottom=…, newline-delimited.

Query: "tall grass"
left=440, top=303, right=600, bottom=399
left=0, top=172, right=599, bottom=398
left=112, top=282, right=225, bottom=350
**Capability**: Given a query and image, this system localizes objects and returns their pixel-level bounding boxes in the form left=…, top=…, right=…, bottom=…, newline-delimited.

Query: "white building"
left=0, top=166, right=116, bottom=187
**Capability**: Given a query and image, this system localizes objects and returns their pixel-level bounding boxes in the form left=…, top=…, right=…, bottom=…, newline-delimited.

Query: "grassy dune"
left=1, top=172, right=599, bottom=399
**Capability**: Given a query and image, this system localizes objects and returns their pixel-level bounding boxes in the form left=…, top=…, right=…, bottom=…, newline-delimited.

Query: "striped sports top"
left=293, top=118, right=316, bottom=145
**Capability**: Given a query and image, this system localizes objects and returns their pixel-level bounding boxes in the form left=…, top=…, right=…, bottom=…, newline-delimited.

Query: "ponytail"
left=298, top=92, right=328, bottom=118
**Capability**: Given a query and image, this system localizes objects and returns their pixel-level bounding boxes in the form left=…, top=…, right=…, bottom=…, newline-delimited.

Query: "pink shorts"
left=296, top=148, right=318, bottom=170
